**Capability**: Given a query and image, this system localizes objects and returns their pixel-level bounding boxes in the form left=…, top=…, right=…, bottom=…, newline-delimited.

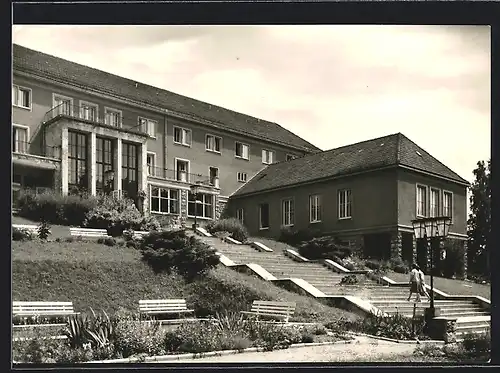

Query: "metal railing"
left=43, top=102, right=149, bottom=136
left=12, top=140, right=61, bottom=159
left=147, top=166, right=213, bottom=185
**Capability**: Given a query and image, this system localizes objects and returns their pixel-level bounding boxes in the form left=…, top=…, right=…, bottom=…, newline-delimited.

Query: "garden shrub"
left=340, top=274, right=359, bottom=285
left=442, top=240, right=466, bottom=279
left=461, top=330, right=490, bottom=360
left=83, top=195, right=160, bottom=236
left=388, top=256, right=410, bottom=274
left=205, top=218, right=249, bottom=243
left=12, top=226, right=34, bottom=241
left=97, top=237, right=116, bottom=247
left=37, top=220, right=51, bottom=240
left=140, top=230, right=219, bottom=280
left=16, top=189, right=98, bottom=226
left=279, top=227, right=321, bottom=247
left=350, top=313, right=426, bottom=340
left=297, top=236, right=356, bottom=261
left=364, top=259, right=390, bottom=273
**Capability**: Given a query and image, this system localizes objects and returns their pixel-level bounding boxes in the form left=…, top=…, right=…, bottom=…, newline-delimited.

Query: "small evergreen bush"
left=297, top=236, right=356, bottom=260
left=205, top=218, right=249, bottom=243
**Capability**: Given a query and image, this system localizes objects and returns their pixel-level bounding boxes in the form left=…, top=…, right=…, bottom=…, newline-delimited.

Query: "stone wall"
left=390, top=231, right=403, bottom=260
left=179, top=189, right=188, bottom=229
left=215, top=196, right=228, bottom=220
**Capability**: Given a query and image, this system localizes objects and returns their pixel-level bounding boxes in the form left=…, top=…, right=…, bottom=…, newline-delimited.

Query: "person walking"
left=407, top=264, right=421, bottom=302
left=417, top=265, right=431, bottom=301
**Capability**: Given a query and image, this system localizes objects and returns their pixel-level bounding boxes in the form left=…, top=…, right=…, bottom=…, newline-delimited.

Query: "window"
left=173, top=127, right=192, bottom=146
left=282, top=199, right=295, bottom=226
left=286, top=154, right=297, bottom=161
left=235, top=142, right=249, bottom=160
left=68, top=131, right=88, bottom=192
left=338, top=189, right=352, bottom=219
left=12, top=125, right=29, bottom=153
left=12, top=85, right=32, bottom=109
left=416, top=185, right=427, bottom=217
left=105, top=107, right=122, bottom=127
left=262, top=149, right=275, bottom=164
left=139, top=117, right=157, bottom=138
left=188, top=192, right=213, bottom=218
left=309, top=194, right=322, bottom=223
left=95, top=137, right=114, bottom=192
left=443, top=191, right=453, bottom=219
left=175, top=159, right=190, bottom=182
left=259, top=203, right=270, bottom=229
left=80, top=101, right=98, bottom=121
left=122, top=142, right=138, bottom=199
left=237, top=172, right=247, bottom=183
left=206, top=134, right=222, bottom=153
left=236, top=208, right=244, bottom=224
left=150, top=187, right=179, bottom=214
left=147, top=152, right=156, bottom=177
left=209, top=167, right=219, bottom=187
left=430, top=188, right=440, bottom=218
left=53, top=94, right=73, bottom=116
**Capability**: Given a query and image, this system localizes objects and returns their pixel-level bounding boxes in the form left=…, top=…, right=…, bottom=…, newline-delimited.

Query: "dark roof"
left=12, top=44, right=320, bottom=153
left=232, top=133, right=469, bottom=197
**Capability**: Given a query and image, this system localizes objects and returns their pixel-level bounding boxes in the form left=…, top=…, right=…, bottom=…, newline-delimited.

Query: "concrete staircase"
left=197, top=234, right=490, bottom=337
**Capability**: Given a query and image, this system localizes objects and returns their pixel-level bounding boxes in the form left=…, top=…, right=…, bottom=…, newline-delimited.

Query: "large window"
left=236, top=208, right=244, bottom=224
left=12, top=85, right=32, bottom=109
left=262, top=149, right=275, bottom=164
left=416, top=185, right=427, bottom=217
left=309, top=194, right=322, bottom=223
left=173, top=126, right=192, bottom=146
left=150, top=187, right=179, bottom=214
left=282, top=199, right=294, bottom=226
left=443, top=191, right=453, bottom=219
left=122, top=142, right=138, bottom=199
left=235, top=142, right=249, bottom=160
left=338, top=189, right=352, bottom=219
left=12, top=125, right=28, bottom=153
left=96, top=137, right=114, bottom=193
left=430, top=188, right=440, bottom=218
left=105, top=107, right=122, bottom=127
left=68, top=131, right=88, bottom=192
left=188, top=192, right=213, bottom=218
left=259, top=203, right=270, bottom=229
left=206, top=134, right=222, bottom=153
left=139, top=117, right=157, bottom=138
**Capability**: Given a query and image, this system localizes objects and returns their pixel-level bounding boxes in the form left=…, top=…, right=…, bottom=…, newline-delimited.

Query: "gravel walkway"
left=160, top=336, right=419, bottom=363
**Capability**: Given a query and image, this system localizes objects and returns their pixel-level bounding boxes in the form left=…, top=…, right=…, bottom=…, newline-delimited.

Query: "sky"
left=12, top=25, right=490, bottom=187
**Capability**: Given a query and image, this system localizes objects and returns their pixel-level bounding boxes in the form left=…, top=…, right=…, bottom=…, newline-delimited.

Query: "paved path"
left=160, top=337, right=418, bottom=363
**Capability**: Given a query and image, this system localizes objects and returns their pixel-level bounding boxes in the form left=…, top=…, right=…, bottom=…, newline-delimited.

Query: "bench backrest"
left=139, top=299, right=189, bottom=313
left=70, top=228, right=109, bottom=237
left=250, top=301, right=296, bottom=317
left=13, top=301, right=75, bottom=314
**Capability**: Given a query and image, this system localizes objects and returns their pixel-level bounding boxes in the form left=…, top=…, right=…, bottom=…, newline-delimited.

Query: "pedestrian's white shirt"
left=409, top=269, right=419, bottom=282
left=418, top=270, right=425, bottom=283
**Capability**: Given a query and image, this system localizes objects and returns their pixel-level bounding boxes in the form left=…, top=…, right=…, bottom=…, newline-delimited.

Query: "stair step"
left=455, top=324, right=490, bottom=333
left=442, top=311, right=490, bottom=317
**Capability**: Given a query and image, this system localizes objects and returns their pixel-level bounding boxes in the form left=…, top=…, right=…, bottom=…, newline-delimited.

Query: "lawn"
left=385, top=271, right=490, bottom=300
left=12, top=240, right=359, bottom=323
left=12, top=215, right=71, bottom=239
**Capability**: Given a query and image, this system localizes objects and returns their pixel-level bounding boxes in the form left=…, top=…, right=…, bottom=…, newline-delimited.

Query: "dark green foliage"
left=297, top=235, right=356, bottom=260
left=467, top=159, right=490, bottom=279
left=279, top=227, right=321, bottom=247
left=37, top=220, right=51, bottom=240
left=442, top=239, right=466, bottom=279
left=462, top=330, right=490, bottom=360
left=97, top=237, right=117, bottom=247
left=205, top=218, right=249, bottom=242
left=364, top=259, right=390, bottom=272
left=140, top=230, right=219, bottom=280
left=16, top=189, right=98, bottom=226
left=340, top=274, right=359, bottom=285
left=12, top=226, right=34, bottom=241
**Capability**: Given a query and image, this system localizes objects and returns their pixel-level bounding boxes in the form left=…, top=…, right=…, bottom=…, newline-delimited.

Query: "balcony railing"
left=147, top=166, right=214, bottom=186
left=12, top=140, right=61, bottom=159
left=43, top=103, right=149, bottom=136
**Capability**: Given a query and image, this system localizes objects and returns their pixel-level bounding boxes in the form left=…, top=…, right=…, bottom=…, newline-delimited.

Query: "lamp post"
left=190, top=183, right=201, bottom=230
left=411, top=216, right=452, bottom=317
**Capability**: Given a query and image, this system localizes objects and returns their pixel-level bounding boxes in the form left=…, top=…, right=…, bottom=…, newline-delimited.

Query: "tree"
left=467, top=159, right=491, bottom=278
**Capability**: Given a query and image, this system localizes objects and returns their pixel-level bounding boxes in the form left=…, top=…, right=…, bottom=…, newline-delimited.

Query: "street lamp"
left=411, top=216, right=452, bottom=317
left=190, top=182, right=202, bottom=230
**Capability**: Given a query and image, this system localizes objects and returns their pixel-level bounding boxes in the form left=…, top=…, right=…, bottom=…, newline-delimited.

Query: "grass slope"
left=12, top=215, right=71, bottom=239
left=12, top=240, right=358, bottom=322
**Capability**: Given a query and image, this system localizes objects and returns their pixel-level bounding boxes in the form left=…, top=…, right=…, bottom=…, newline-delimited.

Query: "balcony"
left=12, top=140, right=61, bottom=170
left=147, top=166, right=216, bottom=187
left=42, top=103, right=149, bottom=137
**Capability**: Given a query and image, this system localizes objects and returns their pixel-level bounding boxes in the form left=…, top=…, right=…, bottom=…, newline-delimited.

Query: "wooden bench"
left=70, top=227, right=110, bottom=238
left=240, top=301, right=296, bottom=323
left=133, top=231, right=150, bottom=239
left=13, top=301, right=78, bottom=324
left=138, top=299, right=195, bottom=321
left=12, top=224, right=39, bottom=233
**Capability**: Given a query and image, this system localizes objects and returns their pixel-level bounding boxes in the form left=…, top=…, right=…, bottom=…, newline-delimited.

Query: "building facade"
left=12, top=44, right=319, bottom=226
left=227, top=133, right=469, bottom=267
